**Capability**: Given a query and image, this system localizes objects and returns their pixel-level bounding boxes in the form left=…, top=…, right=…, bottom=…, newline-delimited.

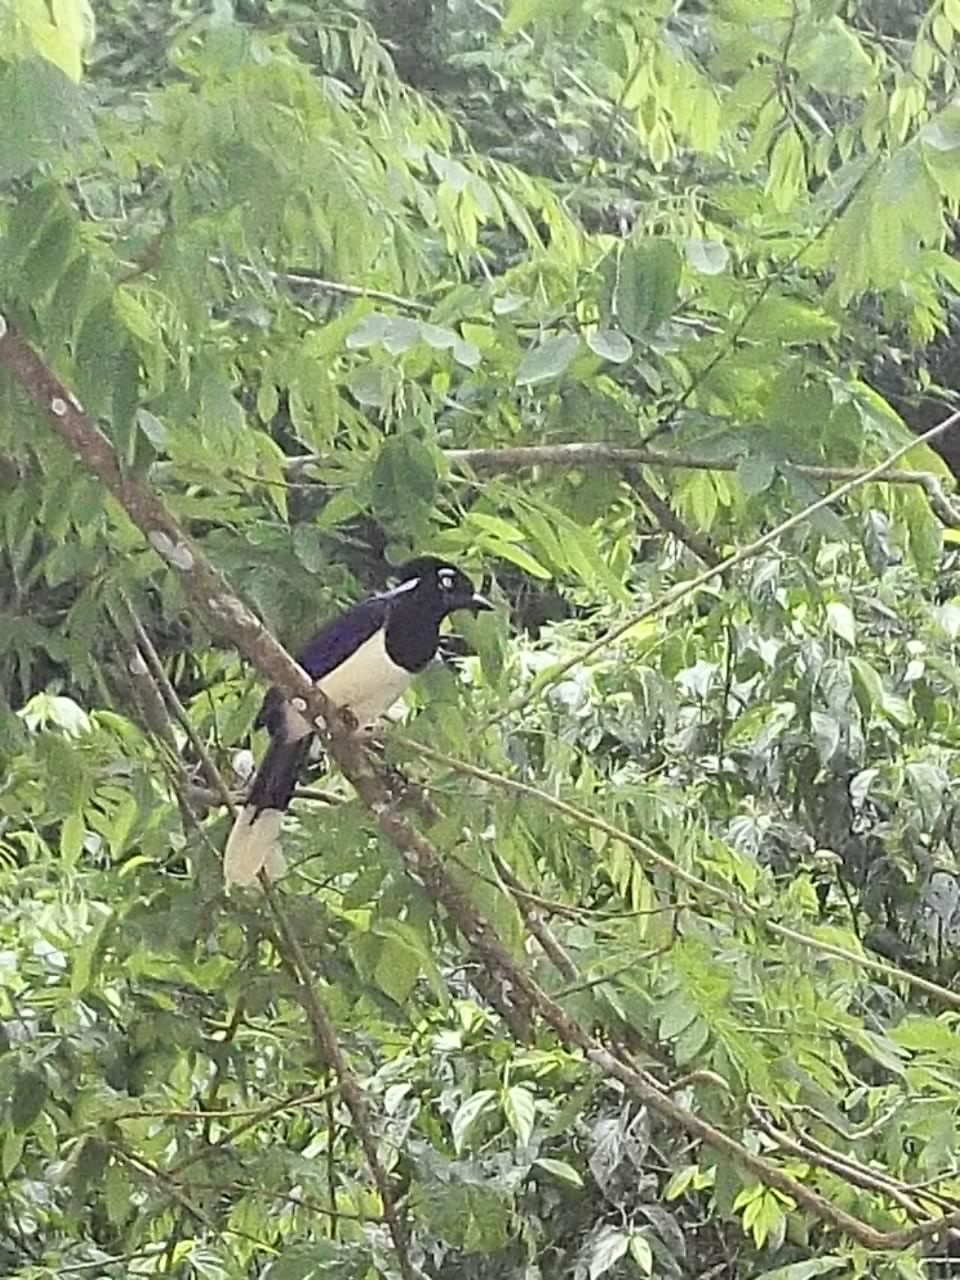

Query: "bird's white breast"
left=282, top=629, right=414, bottom=740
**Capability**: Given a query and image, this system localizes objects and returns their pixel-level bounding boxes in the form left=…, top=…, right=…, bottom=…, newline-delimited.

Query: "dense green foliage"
left=5, top=0, right=960, bottom=1276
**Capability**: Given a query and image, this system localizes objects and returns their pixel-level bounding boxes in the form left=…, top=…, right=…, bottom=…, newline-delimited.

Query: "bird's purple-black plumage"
left=223, top=559, right=490, bottom=886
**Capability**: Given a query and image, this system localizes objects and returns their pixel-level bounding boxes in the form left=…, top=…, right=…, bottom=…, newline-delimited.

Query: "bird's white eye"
left=438, top=569, right=455, bottom=591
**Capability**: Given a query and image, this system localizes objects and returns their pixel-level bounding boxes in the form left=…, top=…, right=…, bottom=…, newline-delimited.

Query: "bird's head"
left=389, top=557, right=492, bottom=617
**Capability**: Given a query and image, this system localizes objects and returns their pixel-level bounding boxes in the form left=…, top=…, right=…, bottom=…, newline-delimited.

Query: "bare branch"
left=123, top=597, right=234, bottom=810
left=150, top=441, right=960, bottom=528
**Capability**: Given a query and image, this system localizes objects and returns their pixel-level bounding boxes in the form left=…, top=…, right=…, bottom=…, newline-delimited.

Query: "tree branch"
left=149, top=442, right=960, bottom=529
left=444, top=442, right=960, bottom=526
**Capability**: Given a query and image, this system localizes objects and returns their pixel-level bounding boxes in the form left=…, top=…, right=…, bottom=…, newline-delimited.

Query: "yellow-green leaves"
left=3, top=0, right=95, bottom=81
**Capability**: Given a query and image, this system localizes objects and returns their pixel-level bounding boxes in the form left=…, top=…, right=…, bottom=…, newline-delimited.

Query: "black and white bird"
left=223, top=557, right=491, bottom=887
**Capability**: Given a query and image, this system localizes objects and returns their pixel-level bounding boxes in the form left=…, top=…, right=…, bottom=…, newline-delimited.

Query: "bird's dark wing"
left=255, top=597, right=391, bottom=733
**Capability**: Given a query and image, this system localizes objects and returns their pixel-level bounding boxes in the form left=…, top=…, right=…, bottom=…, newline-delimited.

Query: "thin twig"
left=209, top=256, right=431, bottom=313
left=490, top=850, right=578, bottom=980
left=123, top=597, right=235, bottom=811
left=148, top=440, right=960, bottom=527
left=56, top=1247, right=168, bottom=1275
left=747, top=1099, right=931, bottom=1221
left=261, top=880, right=415, bottom=1279
left=627, top=466, right=722, bottom=566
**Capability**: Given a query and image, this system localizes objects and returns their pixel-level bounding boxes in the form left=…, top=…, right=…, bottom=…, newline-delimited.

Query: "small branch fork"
left=3, top=312, right=960, bottom=1255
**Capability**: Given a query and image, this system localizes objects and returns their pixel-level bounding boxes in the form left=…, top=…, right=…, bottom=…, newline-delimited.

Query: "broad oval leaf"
left=515, top=333, right=579, bottom=386
left=587, top=1226, right=630, bottom=1280
left=614, top=240, right=682, bottom=337
left=587, top=328, right=632, bottom=363
left=825, top=601, right=856, bottom=646
left=346, top=310, right=392, bottom=349
left=810, top=709, right=841, bottom=765
left=534, top=1157, right=583, bottom=1187
left=737, top=454, right=776, bottom=496
left=628, top=1234, right=653, bottom=1276
left=452, top=1089, right=497, bottom=1153
left=685, top=238, right=729, bottom=275
left=503, top=1084, right=536, bottom=1146
left=12, top=1069, right=48, bottom=1132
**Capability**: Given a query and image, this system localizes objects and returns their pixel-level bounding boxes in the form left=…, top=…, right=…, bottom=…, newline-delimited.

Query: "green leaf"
left=11, top=1069, right=48, bottom=1131
left=658, top=992, right=698, bottom=1040
left=515, top=333, right=579, bottom=386
left=765, top=128, right=806, bottom=213
left=71, top=906, right=111, bottom=995
left=346, top=365, right=389, bottom=407
left=534, top=1157, right=583, bottom=1187
left=136, top=409, right=167, bottom=450
left=586, top=328, right=632, bottom=363
left=451, top=335, right=482, bottom=368
left=2, top=1130, right=24, bottom=1178
left=810, top=710, right=840, bottom=764
left=674, top=1018, right=710, bottom=1064
left=685, top=238, right=729, bottom=275
left=795, top=18, right=873, bottom=98
left=503, top=1084, right=536, bottom=1146
left=849, top=656, right=884, bottom=717
left=478, top=537, right=552, bottom=578
left=503, top=0, right=551, bottom=33
left=743, top=297, right=839, bottom=344
left=371, top=436, right=437, bottom=518
left=20, top=213, right=75, bottom=297
left=891, top=1016, right=960, bottom=1057
left=587, top=1227, right=630, bottom=1279
left=452, top=1089, right=497, bottom=1153
left=104, top=1161, right=131, bottom=1228
left=16, top=0, right=95, bottom=81
left=262, top=1242, right=347, bottom=1280
left=372, top=934, right=421, bottom=1005
left=627, top=1234, right=653, bottom=1275
left=465, top=512, right=527, bottom=543
left=375, top=920, right=446, bottom=1003
left=825, top=601, right=856, bottom=646
left=0, top=57, right=93, bottom=181
left=752, top=1261, right=846, bottom=1280
left=613, top=240, right=682, bottom=337
left=348, top=311, right=401, bottom=349
left=60, top=812, right=85, bottom=867
left=737, top=454, right=776, bottom=496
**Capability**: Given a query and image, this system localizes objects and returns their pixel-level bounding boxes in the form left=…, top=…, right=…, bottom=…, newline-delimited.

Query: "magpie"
left=223, top=556, right=491, bottom=886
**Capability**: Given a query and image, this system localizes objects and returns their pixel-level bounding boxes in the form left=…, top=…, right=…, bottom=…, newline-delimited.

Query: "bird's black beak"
left=455, top=591, right=493, bottom=614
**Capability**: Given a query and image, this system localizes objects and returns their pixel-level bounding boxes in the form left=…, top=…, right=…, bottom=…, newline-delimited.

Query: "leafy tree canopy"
left=4, top=0, right=960, bottom=1277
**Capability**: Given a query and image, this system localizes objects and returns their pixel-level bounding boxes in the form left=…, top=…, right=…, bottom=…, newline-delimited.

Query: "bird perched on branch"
left=223, top=557, right=491, bottom=887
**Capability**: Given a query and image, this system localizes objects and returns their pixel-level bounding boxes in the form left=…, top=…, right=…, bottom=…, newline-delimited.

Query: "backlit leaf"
left=515, top=333, right=579, bottom=386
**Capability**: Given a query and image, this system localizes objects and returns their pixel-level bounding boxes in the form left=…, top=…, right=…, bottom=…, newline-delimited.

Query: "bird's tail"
left=223, top=736, right=311, bottom=887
